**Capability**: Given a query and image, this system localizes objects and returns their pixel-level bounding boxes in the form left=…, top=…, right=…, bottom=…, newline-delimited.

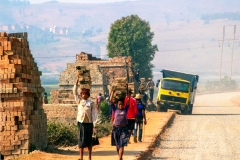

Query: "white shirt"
left=72, top=85, right=98, bottom=127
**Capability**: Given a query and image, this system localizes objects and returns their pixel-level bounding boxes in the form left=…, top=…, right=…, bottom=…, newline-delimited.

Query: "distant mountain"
left=1, top=0, right=240, bottom=84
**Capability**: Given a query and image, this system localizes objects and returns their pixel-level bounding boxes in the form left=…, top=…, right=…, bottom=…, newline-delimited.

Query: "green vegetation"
left=107, top=14, right=158, bottom=79
left=47, top=121, right=78, bottom=147
left=205, top=76, right=238, bottom=91
left=29, top=143, right=37, bottom=152
left=99, top=101, right=111, bottom=122
left=96, top=101, right=112, bottom=137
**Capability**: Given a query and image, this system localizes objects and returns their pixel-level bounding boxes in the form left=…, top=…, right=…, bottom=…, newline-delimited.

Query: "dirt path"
left=15, top=112, right=174, bottom=160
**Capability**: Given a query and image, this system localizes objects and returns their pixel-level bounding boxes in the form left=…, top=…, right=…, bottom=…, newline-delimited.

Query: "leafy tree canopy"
left=107, top=14, right=158, bottom=79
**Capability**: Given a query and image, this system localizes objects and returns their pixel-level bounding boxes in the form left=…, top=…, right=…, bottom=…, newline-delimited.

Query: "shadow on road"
left=47, top=148, right=141, bottom=156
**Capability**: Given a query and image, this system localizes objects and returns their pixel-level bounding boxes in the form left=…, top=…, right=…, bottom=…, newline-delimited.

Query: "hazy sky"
left=29, top=0, right=137, bottom=4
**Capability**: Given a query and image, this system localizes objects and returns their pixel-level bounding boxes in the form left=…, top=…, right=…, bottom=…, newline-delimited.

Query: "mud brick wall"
left=0, top=32, right=47, bottom=160
left=43, top=104, right=77, bottom=125
left=51, top=52, right=138, bottom=104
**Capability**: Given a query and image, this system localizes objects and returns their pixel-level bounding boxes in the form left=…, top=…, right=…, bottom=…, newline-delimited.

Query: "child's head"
left=117, top=98, right=125, bottom=110
left=81, top=89, right=90, bottom=100
left=111, top=97, right=117, bottom=103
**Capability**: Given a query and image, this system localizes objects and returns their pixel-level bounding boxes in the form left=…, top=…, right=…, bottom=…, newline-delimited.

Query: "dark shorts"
left=77, top=122, right=93, bottom=148
left=127, top=119, right=135, bottom=130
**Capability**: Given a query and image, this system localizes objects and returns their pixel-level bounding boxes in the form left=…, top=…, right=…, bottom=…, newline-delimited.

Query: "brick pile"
left=0, top=32, right=47, bottom=160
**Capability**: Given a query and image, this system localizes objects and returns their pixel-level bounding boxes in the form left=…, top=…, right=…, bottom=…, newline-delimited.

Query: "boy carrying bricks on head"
left=73, top=71, right=98, bottom=160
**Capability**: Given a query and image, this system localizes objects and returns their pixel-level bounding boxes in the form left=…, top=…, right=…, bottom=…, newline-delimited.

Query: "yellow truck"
left=156, top=69, right=199, bottom=114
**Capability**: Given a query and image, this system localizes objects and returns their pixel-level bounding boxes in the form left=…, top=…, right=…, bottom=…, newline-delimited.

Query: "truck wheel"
left=160, top=106, right=167, bottom=112
left=157, top=104, right=167, bottom=112
left=188, top=104, right=193, bottom=114
left=157, top=104, right=161, bottom=112
left=181, top=106, right=189, bottom=115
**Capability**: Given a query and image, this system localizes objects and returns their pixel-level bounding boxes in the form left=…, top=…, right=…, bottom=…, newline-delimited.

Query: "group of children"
left=73, top=77, right=147, bottom=160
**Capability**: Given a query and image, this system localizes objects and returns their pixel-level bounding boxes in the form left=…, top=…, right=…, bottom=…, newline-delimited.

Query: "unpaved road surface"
left=15, top=112, right=174, bottom=160
left=150, top=92, right=240, bottom=160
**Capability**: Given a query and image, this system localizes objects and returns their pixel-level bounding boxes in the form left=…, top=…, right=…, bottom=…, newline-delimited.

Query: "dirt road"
left=150, top=91, right=240, bottom=160
left=15, top=112, right=174, bottom=160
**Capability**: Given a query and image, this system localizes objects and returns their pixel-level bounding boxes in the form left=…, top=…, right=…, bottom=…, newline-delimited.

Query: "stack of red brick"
left=111, top=77, right=135, bottom=99
left=0, top=32, right=47, bottom=160
left=76, top=65, right=91, bottom=89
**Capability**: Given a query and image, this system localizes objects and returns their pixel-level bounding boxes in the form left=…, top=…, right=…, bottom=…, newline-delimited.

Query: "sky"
left=28, top=0, right=137, bottom=4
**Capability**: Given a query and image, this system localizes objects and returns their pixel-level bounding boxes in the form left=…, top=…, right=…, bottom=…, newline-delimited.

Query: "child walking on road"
left=124, top=89, right=137, bottom=143
left=111, top=98, right=130, bottom=160
left=73, top=78, right=98, bottom=160
left=133, top=94, right=147, bottom=142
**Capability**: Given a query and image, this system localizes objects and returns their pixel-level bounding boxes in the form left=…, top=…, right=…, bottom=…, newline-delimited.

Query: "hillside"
left=1, top=0, right=240, bottom=84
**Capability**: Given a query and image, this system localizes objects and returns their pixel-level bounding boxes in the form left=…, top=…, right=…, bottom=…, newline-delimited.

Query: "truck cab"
left=156, top=69, right=199, bottom=115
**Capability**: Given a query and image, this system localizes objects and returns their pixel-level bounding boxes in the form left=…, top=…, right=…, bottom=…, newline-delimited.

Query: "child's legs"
left=116, top=146, right=119, bottom=154
left=118, top=147, right=124, bottom=160
left=87, top=146, right=92, bottom=159
left=138, top=122, right=143, bottom=141
left=79, top=148, right=84, bottom=159
left=133, top=122, right=138, bottom=136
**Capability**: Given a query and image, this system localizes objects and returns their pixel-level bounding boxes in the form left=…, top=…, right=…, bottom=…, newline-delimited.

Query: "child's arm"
left=72, top=79, right=80, bottom=103
left=112, top=110, right=115, bottom=125
left=91, top=102, right=98, bottom=128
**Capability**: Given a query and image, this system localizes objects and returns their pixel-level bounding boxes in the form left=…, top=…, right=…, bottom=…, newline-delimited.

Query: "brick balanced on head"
left=110, top=77, right=135, bottom=100
left=76, top=65, right=91, bottom=90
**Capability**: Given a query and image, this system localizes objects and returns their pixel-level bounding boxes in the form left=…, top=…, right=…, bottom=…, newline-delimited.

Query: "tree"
left=107, top=14, right=158, bottom=79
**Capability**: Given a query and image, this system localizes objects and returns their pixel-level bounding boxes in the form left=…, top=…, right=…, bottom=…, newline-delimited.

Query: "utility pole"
left=230, top=25, right=236, bottom=80
left=218, top=25, right=238, bottom=81
left=219, top=26, right=225, bottom=81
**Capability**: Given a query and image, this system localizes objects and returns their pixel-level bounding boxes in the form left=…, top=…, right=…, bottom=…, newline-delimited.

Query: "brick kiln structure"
left=50, top=52, right=138, bottom=104
left=0, top=32, right=47, bottom=160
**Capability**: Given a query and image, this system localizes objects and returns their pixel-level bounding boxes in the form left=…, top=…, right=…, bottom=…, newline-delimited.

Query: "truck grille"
left=160, top=95, right=187, bottom=103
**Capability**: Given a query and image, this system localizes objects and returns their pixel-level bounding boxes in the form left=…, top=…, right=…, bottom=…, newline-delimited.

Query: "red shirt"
left=124, top=96, right=137, bottom=119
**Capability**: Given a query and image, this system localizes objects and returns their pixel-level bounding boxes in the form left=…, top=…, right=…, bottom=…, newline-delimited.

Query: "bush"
left=47, top=121, right=78, bottom=147
left=96, top=122, right=112, bottom=138
left=47, top=120, right=112, bottom=147
left=99, top=100, right=111, bottom=122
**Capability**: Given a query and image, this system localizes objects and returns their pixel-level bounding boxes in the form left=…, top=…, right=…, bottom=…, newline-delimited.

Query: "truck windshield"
left=162, top=80, right=189, bottom=92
